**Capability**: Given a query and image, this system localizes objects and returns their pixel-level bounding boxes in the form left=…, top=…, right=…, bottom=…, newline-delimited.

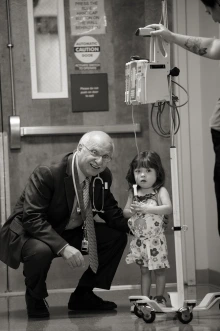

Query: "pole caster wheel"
left=142, top=310, right=156, bottom=323
left=177, top=308, right=193, bottom=324
left=134, top=305, right=143, bottom=318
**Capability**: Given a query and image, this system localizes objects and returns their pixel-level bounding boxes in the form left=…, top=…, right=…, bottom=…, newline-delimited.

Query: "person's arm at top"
left=146, top=23, right=220, bottom=60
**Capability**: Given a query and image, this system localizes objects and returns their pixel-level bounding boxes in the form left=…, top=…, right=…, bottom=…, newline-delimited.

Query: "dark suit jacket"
left=0, top=152, right=129, bottom=269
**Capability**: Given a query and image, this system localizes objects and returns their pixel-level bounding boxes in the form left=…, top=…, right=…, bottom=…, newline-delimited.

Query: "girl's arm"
left=123, top=189, right=135, bottom=218
left=146, top=24, right=220, bottom=60
left=131, top=187, right=172, bottom=215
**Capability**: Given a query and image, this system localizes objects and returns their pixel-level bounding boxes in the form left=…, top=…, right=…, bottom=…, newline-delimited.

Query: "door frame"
left=172, top=0, right=199, bottom=285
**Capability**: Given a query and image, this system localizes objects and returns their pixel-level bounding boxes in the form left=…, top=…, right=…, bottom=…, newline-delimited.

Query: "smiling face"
left=134, top=167, right=157, bottom=190
left=77, top=131, right=114, bottom=177
left=205, top=2, right=220, bottom=23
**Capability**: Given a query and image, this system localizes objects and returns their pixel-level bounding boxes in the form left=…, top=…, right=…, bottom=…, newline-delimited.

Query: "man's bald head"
left=77, top=131, right=114, bottom=177
left=78, top=131, right=114, bottom=154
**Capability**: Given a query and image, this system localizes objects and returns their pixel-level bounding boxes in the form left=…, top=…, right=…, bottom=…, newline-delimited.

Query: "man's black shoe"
left=68, top=291, right=117, bottom=311
left=25, top=291, right=50, bottom=318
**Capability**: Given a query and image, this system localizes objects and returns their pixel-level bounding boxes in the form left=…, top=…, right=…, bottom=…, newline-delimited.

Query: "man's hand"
left=146, top=24, right=174, bottom=43
left=60, top=245, right=85, bottom=269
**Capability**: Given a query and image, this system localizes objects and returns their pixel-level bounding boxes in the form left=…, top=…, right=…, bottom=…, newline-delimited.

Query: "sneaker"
left=68, top=291, right=117, bottom=311
left=154, top=295, right=167, bottom=308
left=25, top=291, right=49, bottom=318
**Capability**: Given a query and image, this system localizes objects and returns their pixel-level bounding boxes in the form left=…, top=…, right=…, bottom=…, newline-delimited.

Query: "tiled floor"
left=0, top=286, right=220, bottom=331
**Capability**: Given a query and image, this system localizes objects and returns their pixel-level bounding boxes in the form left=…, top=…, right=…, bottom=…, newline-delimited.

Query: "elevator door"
left=0, top=0, right=178, bottom=294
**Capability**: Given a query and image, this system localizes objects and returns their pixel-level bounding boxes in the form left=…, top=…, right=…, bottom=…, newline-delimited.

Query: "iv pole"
left=168, top=74, right=185, bottom=309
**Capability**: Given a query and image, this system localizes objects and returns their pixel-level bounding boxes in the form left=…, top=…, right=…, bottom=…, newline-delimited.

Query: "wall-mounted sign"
left=71, top=73, right=108, bottom=112
left=75, top=63, right=101, bottom=70
left=74, top=36, right=100, bottom=63
left=69, top=0, right=106, bottom=36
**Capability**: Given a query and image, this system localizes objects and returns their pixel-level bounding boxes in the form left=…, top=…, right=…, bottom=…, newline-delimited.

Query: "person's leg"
left=67, top=223, right=127, bottom=310
left=21, top=238, right=55, bottom=299
left=154, top=268, right=166, bottom=297
left=140, top=266, right=151, bottom=297
left=154, top=268, right=166, bottom=307
left=21, top=238, right=55, bottom=317
left=76, top=223, right=127, bottom=289
left=211, top=128, right=220, bottom=236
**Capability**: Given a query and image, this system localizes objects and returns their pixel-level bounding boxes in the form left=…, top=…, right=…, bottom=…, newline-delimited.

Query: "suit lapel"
left=64, top=176, right=75, bottom=213
left=64, top=153, right=75, bottom=213
left=64, top=152, right=104, bottom=213
left=91, top=176, right=102, bottom=209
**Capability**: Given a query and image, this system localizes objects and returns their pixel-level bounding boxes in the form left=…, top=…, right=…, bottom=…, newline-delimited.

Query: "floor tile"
left=0, top=286, right=220, bottom=331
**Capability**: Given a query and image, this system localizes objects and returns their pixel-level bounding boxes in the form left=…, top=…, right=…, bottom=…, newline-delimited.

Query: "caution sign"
left=74, top=36, right=100, bottom=63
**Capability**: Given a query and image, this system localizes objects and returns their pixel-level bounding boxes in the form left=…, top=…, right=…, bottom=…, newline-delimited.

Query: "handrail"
left=9, top=116, right=141, bottom=149
left=20, top=124, right=140, bottom=136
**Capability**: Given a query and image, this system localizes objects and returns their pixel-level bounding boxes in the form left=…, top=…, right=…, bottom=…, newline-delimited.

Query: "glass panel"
left=27, top=0, right=68, bottom=99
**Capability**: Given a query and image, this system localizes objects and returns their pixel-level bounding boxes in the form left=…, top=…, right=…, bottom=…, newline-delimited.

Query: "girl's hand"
left=162, top=215, right=169, bottom=231
left=130, top=202, right=148, bottom=214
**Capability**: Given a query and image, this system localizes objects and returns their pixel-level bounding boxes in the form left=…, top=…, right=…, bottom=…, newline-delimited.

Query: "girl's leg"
left=140, top=266, right=152, bottom=296
left=154, top=268, right=166, bottom=296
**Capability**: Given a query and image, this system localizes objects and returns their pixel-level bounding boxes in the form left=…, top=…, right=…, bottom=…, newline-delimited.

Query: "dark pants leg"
left=21, top=238, right=55, bottom=299
left=65, top=223, right=127, bottom=290
left=21, top=227, right=83, bottom=300
left=211, top=128, right=220, bottom=236
left=21, top=224, right=127, bottom=299
left=79, top=223, right=127, bottom=289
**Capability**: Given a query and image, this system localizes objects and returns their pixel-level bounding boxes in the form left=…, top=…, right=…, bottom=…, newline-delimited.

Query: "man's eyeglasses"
left=83, top=145, right=112, bottom=163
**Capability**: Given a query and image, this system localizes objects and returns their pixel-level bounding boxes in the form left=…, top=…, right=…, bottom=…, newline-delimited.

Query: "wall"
left=199, top=2, right=220, bottom=276
left=177, top=0, right=220, bottom=283
left=169, top=0, right=220, bottom=286
left=184, top=0, right=209, bottom=274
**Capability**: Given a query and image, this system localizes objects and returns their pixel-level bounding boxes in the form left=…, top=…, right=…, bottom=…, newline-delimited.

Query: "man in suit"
left=0, top=131, right=129, bottom=318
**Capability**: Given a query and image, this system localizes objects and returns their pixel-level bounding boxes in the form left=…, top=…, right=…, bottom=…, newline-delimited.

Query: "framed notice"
left=69, top=0, right=106, bottom=36
left=71, top=73, right=108, bottom=112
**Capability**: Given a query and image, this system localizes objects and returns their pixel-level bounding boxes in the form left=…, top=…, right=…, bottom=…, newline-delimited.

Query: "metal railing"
left=9, top=116, right=141, bottom=149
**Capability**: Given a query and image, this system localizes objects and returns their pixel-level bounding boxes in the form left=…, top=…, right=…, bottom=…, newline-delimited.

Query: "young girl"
left=123, top=151, right=172, bottom=306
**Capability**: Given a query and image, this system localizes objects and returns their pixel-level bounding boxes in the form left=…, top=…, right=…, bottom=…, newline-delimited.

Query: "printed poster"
left=71, top=73, right=108, bottom=112
left=70, top=0, right=106, bottom=36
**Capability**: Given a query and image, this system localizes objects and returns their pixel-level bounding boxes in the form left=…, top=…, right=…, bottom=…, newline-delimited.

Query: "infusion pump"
left=125, top=27, right=170, bottom=105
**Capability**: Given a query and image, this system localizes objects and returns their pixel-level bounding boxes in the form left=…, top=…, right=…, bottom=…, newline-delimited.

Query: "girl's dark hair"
left=126, top=150, right=165, bottom=190
left=200, top=0, right=218, bottom=7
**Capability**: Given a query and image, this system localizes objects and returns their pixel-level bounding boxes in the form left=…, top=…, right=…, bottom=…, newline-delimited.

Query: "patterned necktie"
left=83, top=178, right=98, bottom=273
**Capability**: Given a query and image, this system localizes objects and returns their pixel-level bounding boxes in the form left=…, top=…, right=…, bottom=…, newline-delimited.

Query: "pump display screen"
left=150, top=64, right=166, bottom=69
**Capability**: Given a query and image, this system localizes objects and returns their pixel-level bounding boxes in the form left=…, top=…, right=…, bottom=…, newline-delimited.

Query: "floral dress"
left=126, top=191, right=170, bottom=270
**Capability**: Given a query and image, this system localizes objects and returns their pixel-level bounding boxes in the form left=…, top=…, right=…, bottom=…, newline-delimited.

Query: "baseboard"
left=196, top=269, right=209, bottom=285
left=1, top=269, right=219, bottom=297
left=196, top=269, right=220, bottom=288
left=208, top=269, right=220, bottom=288
left=0, top=283, right=177, bottom=297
